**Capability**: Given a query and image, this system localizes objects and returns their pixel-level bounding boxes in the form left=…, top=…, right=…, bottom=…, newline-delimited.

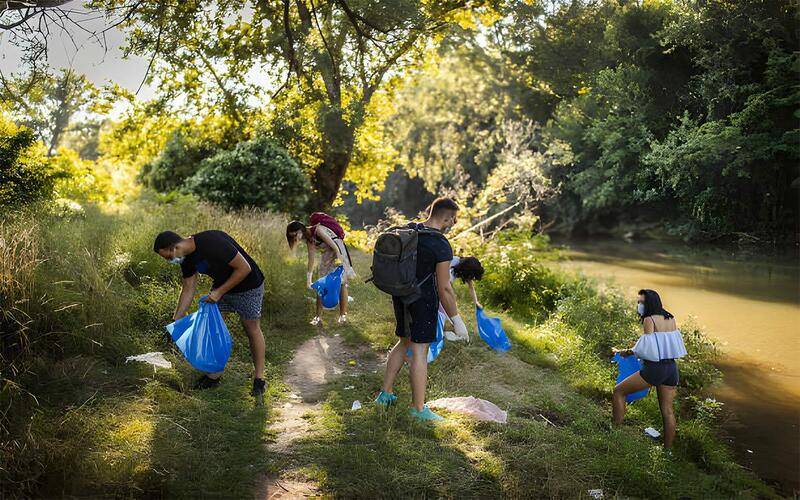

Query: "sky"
left=0, top=0, right=155, bottom=108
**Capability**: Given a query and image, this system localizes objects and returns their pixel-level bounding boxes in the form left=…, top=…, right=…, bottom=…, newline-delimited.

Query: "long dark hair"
left=286, top=221, right=310, bottom=250
left=452, top=256, right=484, bottom=282
left=638, top=289, right=674, bottom=323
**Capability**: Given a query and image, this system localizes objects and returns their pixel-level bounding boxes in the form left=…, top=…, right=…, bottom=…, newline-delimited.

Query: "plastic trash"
left=310, top=265, right=343, bottom=309
left=407, top=313, right=445, bottom=363
left=611, top=353, right=648, bottom=403
left=351, top=400, right=362, bottom=410
left=165, top=298, right=233, bottom=373
left=644, top=427, right=661, bottom=439
left=126, top=351, right=172, bottom=369
left=476, top=307, right=512, bottom=352
left=427, top=396, right=508, bottom=423
left=588, top=489, right=604, bottom=499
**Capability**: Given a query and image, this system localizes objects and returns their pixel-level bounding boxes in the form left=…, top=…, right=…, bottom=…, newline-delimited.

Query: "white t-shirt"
left=448, top=256, right=461, bottom=284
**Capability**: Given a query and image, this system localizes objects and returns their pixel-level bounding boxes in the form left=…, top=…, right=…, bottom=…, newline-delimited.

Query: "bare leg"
left=612, top=371, right=650, bottom=425
left=381, top=338, right=411, bottom=394
left=241, top=318, right=265, bottom=379
left=656, top=385, right=677, bottom=448
left=408, top=341, right=430, bottom=412
left=315, top=296, right=322, bottom=319
left=339, top=283, right=348, bottom=317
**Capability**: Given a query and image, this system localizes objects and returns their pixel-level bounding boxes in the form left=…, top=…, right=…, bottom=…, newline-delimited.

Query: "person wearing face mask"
left=374, top=197, right=468, bottom=421
left=612, top=289, right=688, bottom=449
left=153, top=230, right=266, bottom=400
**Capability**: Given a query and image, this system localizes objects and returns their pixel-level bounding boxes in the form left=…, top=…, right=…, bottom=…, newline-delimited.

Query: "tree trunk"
left=311, top=105, right=355, bottom=209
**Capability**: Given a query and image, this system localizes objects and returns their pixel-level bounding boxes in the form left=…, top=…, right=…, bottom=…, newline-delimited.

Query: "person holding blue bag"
left=286, top=213, right=355, bottom=326
left=369, top=197, right=469, bottom=422
left=612, top=289, right=688, bottom=449
left=154, top=230, right=267, bottom=401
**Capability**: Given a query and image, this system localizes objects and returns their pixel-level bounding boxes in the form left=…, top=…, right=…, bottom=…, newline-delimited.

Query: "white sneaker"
left=337, top=315, right=347, bottom=324
left=310, top=316, right=322, bottom=326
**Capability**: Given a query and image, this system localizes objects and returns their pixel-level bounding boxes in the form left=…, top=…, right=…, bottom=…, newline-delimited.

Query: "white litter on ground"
left=644, top=427, right=661, bottom=439
left=588, top=489, right=604, bottom=499
left=427, top=396, right=507, bottom=423
left=125, top=352, right=172, bottom=369
left=351, top=400, right=362, bottom=411
left=344, top=385, right=355, bottom=390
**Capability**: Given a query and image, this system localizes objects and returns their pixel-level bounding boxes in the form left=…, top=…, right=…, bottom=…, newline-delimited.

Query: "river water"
left=553, top=239, right=799, bottom=493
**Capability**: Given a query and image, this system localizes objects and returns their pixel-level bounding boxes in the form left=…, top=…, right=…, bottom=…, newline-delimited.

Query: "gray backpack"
left=368, top=223, right=441, bottom=304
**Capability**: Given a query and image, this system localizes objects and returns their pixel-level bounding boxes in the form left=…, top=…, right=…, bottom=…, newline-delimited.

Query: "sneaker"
left=409, top=405, right=444, bottom=422
left=251, top=378, right=266, bottom=405
left=337, top=314, right=348, bottom=324
left=310, top=316, right=322, bottom=326
left=374, top=390, right=397, bottom=407
left=193, top=375, right=221, bottom=390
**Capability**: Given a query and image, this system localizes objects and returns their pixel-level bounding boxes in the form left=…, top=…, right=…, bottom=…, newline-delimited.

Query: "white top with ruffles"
left=633, top=329, right=688, bottom=362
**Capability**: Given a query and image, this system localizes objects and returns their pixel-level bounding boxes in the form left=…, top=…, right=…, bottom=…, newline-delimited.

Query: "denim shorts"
left=640, top=359, right=679, bottom=387
left=217, top=282, right=264, bottom=320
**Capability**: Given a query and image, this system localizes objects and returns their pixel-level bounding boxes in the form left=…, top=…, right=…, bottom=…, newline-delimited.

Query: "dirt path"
left=257, top=334, right=380, bottom=499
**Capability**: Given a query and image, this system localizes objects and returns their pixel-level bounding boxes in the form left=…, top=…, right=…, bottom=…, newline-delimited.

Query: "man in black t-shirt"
left=375, top=197, right=469, bottom=421
left=153, top=230, right=266, bottom=401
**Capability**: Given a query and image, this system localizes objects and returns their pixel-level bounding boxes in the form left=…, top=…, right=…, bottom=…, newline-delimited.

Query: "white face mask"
left=170, top=256, right=184, bottom=265
left=637, top=303, right=645, bottom=316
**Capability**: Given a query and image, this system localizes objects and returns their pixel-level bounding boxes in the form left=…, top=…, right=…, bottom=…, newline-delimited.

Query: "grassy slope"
left=2, top=197, right=774, bottom=499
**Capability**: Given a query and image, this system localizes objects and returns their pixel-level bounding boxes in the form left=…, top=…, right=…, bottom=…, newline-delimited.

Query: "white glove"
left=451, top=314, right=469, bottom=343
left=306, top=272, right=313, bottom=288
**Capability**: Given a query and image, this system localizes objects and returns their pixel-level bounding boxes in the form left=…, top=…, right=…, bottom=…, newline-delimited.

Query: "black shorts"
left=640, top=359, right=679, bottom=387
left=393, top=295, right=438, bottom=344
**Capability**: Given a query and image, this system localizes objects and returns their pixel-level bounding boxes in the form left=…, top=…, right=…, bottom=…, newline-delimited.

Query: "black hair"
left=153, top=231, right=182, bottom=252
left=286, top=220, right=308, bottom=249
left=429, top=197, right=459, bottom=218
left=452, top=256, right=484, bottom=282
left=638, top=289, right=674, bottom=323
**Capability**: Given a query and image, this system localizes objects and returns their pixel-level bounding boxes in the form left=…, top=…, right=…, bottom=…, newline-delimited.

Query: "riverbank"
left=0, top=197, right=776, bottom=497
left=553, top=237, right=800, bottom=494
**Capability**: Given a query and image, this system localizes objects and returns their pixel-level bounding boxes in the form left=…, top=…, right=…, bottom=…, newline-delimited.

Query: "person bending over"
left=154, top=230, right=267, bottom=402
left=286, top=213, right=355, bottom=326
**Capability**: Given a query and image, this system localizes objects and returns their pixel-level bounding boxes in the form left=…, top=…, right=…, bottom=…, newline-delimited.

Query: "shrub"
left=138, top=129, right=227, bottom=192
left=0, top=119, right=61, bottom=207
left=186, top=135, right=309, bottom=213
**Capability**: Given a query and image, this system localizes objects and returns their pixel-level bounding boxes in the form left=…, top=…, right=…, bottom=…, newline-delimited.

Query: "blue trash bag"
left=406, top=312, right=445, bottom=363
left=165, top=298, right=233, bottom=373
left=311, top=265, right=343, bottom=309
left=612, top=353, right=648, bottom=402
left=476, top=307, right=512, bottom=352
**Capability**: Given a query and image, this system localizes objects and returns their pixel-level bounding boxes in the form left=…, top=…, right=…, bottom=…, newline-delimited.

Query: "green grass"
left=0, top=196, right=776, bottom=498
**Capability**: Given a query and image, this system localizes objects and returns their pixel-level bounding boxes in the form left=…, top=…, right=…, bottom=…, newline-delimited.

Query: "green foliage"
left=0, top=196, right=309, bottom=498
left=186, top=135, right=310, bottom=212
left=0, top=117, right=60, bottom=207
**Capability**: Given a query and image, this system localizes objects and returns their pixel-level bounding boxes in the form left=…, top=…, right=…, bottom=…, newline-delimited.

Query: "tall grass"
left=0, top=193, right=308, bottom=498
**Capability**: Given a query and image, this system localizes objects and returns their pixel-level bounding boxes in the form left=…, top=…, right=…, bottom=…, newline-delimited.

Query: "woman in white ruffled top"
left=612, top=289, right=688, bottom=449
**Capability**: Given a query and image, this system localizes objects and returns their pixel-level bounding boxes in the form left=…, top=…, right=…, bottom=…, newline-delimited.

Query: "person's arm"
left=613, top=318, right=654, bottom=356
left=306, top=241, right=315, bottom=287
left=205, top=253, right=251, bottom=302
left=315, top=226, right=353, bottom=281
left=437, top=261, right=468, bottom=339
left=174, top=274, right=197, bottom=320
left=467, top=280, right=482, bottom=309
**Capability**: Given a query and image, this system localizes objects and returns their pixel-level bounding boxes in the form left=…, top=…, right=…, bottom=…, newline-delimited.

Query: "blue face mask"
left=637, top=303, right=645, bottom=316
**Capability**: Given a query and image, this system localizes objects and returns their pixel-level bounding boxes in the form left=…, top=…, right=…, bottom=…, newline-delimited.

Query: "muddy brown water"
left=554, top=239, right=799, bottom=493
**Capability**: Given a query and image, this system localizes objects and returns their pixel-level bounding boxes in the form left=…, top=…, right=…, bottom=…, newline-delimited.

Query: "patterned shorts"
left=217, top=282, right=264, bottom=320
